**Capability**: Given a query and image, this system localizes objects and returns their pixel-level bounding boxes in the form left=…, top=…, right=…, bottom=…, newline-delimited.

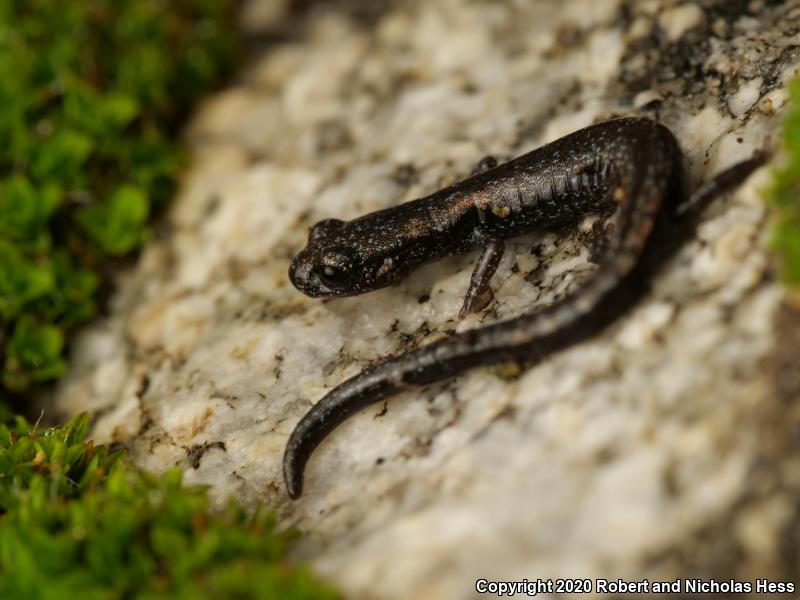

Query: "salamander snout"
left=290, top=216, right=409, bottom=298
left=288, top=247, right=360, bottom=297
left=288, top=255, right=324, bottom=296
left=290, top=218, right=361, bottom=297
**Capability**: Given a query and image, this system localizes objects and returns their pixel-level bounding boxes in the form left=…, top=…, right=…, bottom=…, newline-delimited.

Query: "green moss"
left=0, top=7, right=344, bottom=598
left=0, top=0, right=238, bottom=395
left=769, top=79, right=800, bottom=289
left=3, top=316, right=66, bottom=391
left=0, top=4, right=343, bottom=598
left=77, top=184, right=151, bottom=256
left=0, top=414, right=338, bottom=599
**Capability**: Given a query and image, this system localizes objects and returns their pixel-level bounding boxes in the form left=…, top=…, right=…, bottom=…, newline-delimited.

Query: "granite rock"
left=52, top=1, right=800, bottom=598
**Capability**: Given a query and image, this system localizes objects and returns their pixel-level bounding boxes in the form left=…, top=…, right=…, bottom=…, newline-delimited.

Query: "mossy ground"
left=0, top=0, right=238, bottom=396
left=0, top=414, right=338, bottom=599
left=0, top=3, right=338, bottom=598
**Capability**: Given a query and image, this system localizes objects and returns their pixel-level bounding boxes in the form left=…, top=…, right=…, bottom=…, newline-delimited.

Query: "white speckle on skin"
left=490, top=204, right=511, bottom=217
left=377, top=256, right=395, bottom=277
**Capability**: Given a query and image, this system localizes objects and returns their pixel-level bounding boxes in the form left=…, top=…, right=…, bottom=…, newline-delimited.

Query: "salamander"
left=283, top=116, right=767, bottom=499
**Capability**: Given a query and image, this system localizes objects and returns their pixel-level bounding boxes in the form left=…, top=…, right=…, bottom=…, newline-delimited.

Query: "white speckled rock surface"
left=52, top=1, right=800, bottom=598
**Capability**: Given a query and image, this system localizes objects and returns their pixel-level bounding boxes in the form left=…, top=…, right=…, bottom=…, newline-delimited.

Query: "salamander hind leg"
left=460, top=238, right=505, bottom=319
left=674, top=151, right=770, bottom=219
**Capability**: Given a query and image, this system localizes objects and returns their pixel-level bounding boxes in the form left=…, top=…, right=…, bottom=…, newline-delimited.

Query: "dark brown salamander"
left=283, top=116, right=767, bottom=499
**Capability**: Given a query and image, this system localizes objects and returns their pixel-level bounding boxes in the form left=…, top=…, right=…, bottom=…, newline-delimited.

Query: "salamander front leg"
left=589, top=220, right=615, bottom=264
left=459, top=238, right=505, bottom=319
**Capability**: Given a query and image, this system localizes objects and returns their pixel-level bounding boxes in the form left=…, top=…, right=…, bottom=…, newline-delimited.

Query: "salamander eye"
left=318, top=264, right=350, bottom=289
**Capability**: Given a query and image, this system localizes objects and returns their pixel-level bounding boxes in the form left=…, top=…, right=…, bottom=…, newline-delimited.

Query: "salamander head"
left=289, top=217, right=404, bottom=297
